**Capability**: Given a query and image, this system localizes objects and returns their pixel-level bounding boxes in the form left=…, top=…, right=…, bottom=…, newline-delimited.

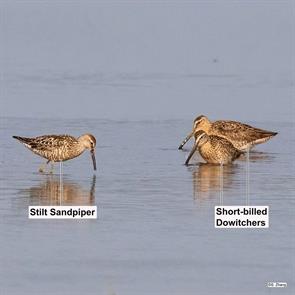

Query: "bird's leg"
left=38, top=162, right=47, bottom=173
left=48, top=161, right=54, bottom=174
left=50, top=163, right=54, bottom=174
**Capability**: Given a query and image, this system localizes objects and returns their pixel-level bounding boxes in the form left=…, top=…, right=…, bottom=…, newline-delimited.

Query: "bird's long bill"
left=90, top=149, right=97, bottom=171
left=185, top=142, right=198, bottom=165
left=178, top=131, right=194, bottom=150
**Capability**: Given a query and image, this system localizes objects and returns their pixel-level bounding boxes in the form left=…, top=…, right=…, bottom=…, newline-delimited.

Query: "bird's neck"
left=198, top=122, right=211, bottom=133
left=76, top=143, right=87, bottom=156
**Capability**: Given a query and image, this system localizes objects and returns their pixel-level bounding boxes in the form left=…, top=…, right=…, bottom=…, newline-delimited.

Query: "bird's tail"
left=258, top=130, right=278, bottom=137
left=12, top=136, right=32, bottom=144
left=253, top=130, right=278, bottom=146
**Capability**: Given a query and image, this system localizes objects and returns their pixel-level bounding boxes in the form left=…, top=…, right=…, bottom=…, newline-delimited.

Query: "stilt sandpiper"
left=13, top=134, right=97, bottom=172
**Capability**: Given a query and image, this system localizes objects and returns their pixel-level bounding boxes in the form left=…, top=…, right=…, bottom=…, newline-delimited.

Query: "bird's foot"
left=38, top=163, right=47, bottom=173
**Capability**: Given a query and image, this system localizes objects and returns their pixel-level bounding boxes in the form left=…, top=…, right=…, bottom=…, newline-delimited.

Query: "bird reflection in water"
left=191, top=149, right=275, bottom=201
left=192, top=163, right=237, bottom=201
left=238, top=150, right=276, bottom=162
left=24, top=175, right=96, bottom=206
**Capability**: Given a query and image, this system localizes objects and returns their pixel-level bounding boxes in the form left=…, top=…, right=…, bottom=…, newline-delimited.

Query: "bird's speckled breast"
left=199, top=138, right=239, bottom=164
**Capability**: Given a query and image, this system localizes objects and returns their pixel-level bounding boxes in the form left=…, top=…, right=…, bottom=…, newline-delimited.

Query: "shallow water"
left=0, top=117, right=294, bottom=295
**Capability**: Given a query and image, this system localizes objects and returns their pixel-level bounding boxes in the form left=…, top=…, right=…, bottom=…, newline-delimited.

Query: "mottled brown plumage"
left=185, top=130, right=243, bottom=165
left=13, top=133, right=97, bottom=171
left=179, top=115, right=277, bottom=151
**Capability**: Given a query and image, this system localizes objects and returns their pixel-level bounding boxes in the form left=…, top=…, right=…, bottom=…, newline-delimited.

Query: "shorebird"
left=179, top=115, right=277, bottom=151
left=185, top=130, right=243, bottom=165
left=13, top=134, right=97, bottom=172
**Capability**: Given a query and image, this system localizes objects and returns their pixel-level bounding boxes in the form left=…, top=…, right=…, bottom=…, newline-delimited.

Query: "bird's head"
left=78, top=134, right=97, bottom=171
left=193, top=130, right=209, bottom=147
left=193, top=115, right=210, bottom=132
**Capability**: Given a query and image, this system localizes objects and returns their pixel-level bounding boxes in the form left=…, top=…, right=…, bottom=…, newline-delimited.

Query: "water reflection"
left=191, top=151, right=276, bottom=202
left=192, top=163, right=237, bottom=200
left=239, top=150, right=276, bottom=162
left=22, top=175, right=96, bottom=206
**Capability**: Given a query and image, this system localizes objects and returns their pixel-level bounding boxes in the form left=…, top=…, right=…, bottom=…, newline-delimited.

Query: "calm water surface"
left=0, top=117, right=294, bottom=295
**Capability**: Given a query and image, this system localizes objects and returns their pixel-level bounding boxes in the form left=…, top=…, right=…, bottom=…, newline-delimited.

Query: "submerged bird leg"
left=38, top=162, right=48, bottom=173
left=48, top=161, right=54, bottom=174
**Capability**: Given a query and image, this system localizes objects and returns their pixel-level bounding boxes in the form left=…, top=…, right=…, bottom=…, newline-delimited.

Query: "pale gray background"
left=1, top=0, right=294, bottom=122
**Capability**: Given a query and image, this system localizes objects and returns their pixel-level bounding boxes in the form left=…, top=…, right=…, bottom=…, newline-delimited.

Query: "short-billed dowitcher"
left=185, top=130, right=243, bottom=165
left=179, top=115, right=277, bottom=151
left=13, top=134, right=97, bottom=172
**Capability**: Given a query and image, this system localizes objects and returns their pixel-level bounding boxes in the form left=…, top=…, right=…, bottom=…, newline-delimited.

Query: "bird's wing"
left=210, top=135, right=244, bottom=158
left=213, top=121, right=277, bottom=141
left=27, top=135, right=77, bottom=151
left=210, top=135, right=235, bottom=149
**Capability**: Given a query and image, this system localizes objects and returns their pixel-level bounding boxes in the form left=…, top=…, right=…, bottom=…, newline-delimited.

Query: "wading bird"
left=185, top=130, right=243, bottom=165
left=13, top=134, right=97, bottom=172
left=179, top=115, right=277, bottom=151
